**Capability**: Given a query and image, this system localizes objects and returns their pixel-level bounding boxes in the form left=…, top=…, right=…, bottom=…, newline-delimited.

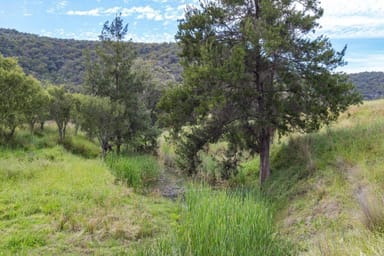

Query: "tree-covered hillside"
left=349, top=71, right=384, bottom=100
left=0, top=28, right=181, bottom=86
left=1, top=28, right=383, bottom=100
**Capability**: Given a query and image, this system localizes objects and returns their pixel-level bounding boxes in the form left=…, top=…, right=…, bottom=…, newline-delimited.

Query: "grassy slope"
left=0, top=132, right=177, bottom=255
left=2, top=100, right=384, bottom=255
left=262, top=100, right=384, bottom=255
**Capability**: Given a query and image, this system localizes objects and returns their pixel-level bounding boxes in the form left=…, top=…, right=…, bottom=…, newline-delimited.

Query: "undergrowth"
left=0, top=131, right=177, bottom=255
left=255, top=101, right=384, bottom=255
left=106, top=153, right=161, bottom=190
left=140, top=186, right=295, bottom=256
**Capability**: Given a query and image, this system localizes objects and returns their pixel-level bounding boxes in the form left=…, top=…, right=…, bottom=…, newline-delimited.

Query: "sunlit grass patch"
left=0, top=146, right=177, bottom=255
left=140, top=186, right=294, bottom=256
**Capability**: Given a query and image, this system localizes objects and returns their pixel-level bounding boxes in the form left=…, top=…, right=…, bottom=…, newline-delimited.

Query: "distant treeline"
left=349, top=72, right=384, bottom=100
left=0, top=28, right=383, bottom=100
left=0, top=28, right=181, bottom=87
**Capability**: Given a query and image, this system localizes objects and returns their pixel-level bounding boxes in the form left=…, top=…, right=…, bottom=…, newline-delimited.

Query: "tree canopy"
left=159, top=0, right=361, bottom=184
left=84, top=14, right=155, bottom=155
left=0, top=54, right=45, bottom=138
left=0, top=28, right=181, bottom=86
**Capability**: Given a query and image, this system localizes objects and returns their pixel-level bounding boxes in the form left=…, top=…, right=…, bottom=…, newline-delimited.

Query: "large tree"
left=159, top=0, right=361, bottom=184
left=85, top=14, right=150, bottom=154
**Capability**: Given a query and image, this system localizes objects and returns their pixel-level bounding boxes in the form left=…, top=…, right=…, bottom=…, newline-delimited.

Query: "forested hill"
left=0, top=28, right=181, bottom=86
left=1, top=28, right=383, bottom=99
left=349, top=72, right=384, bottom=100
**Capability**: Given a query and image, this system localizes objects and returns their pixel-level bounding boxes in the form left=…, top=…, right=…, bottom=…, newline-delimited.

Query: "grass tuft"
left=140, top=186, right=294, bottom=255
left=106, top=154, right=161, bottom=190
left=357, top=188, right=384, bottom=233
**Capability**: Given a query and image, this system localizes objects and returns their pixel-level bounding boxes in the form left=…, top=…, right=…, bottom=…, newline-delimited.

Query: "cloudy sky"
left=0, top=0, right=383, bottom=73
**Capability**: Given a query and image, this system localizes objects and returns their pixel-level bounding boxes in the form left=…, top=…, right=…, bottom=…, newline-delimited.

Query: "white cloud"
left=319, top=0, right=384, bottom=38
left=47, top=0, right=68, bottom=14
left=67, top=6, right=164, bottom=21
left=57, top=0, right=68, bottom=9
left=128, top=6, right=163, bottom=21
left=66, top=8, right=101, bottom=16
left=105, top=7, right=121, bottom=15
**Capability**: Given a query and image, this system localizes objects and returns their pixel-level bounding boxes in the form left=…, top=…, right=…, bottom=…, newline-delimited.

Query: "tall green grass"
left=61, top=136, right=99, bottom=158
left=252, top=101, right=384, bottom=255
left=106, top=154, right=161, bottom=190
left=0, top=145, right=177, bottom=255
left=141, top=186, right=294, bottom=256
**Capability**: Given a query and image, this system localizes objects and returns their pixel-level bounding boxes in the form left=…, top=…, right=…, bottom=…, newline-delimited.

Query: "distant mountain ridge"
left=0, top=28, right=383, bottom=100
left=348, top=72, right=384, bottom=100
left=0, top=28, right=181, bottom=86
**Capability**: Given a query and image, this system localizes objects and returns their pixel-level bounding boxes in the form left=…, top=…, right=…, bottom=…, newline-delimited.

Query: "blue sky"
left=0, top=0, right=383, bottom=73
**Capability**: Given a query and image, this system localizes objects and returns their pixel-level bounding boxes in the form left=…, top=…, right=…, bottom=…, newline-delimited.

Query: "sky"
left=0, top=0, right=383, bottom=73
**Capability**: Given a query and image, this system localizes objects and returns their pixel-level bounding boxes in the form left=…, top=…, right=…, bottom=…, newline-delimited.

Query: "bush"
left=106, top=154, right=160, bottom=190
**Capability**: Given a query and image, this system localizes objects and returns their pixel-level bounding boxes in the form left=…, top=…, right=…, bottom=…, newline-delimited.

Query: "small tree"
left=0, top=54, right=45, bottom=139
left=47, top=85, right=72, bottom=142
left=159, top=0, right=362, bottom=184
left=78, top=95, right=125, bottom=158
left=23, top=80, right=49, bottom=133
left=85, top=14, right=150, bottom=154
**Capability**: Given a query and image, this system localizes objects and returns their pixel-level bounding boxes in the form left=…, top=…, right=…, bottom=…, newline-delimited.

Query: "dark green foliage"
left=0, top=28, right=181, bottom=86
left=349, top=72, right=384, bottom=100
left=160, top=0, right=362, bottom=183
left=85, top=15, right=156, bottom=155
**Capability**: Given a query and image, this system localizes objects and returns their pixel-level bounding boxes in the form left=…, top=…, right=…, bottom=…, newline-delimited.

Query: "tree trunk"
left=259, top=129, right=271, bottom=184
left=40, top=121, right=44, bottom=131
left=63, top=124, right=66, bottom=140
left=58, top=123, right=64, bottom=142
left=101, top=138, right=109, bottom=160
left=58, top=128, right=63, bottom=142
left=29, top=122, right=35, bottom=134
left=116, top=134, right=122, bottom=155
left=5, top=126, right=16, bottom=140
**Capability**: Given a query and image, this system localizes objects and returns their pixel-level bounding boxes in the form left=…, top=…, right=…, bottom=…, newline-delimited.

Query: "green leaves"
left=47, top=85, right=73, bottom=142
left=0, top=54, right=45, bottom=138
left=84, top=15, right=157, bottom=155
left=164, top=0, right=362, bottom=182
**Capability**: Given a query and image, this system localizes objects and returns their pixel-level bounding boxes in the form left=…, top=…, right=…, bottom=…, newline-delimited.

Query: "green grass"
left=3, top=100, right=384, bottom=255
left=140, top=186, right=294, bottom=256
left=61, top=135, right=100, bottom=158
left=0, top=144, right=177, bottom=255
left=249, top=100, right=384, bottom=255
left=106, top=153, right=161, bottom=190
